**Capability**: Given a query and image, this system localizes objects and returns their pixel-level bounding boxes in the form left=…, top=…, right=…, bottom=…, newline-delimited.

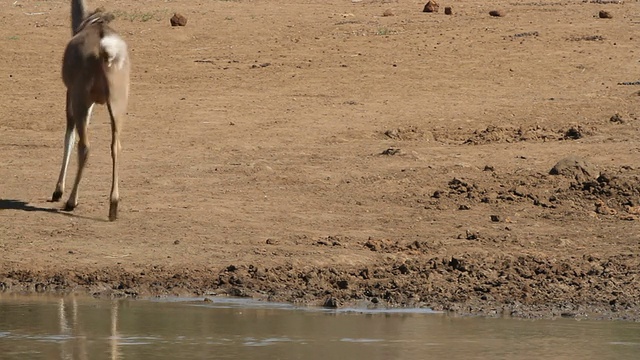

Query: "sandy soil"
left=1, top=0, right=639, bottom=320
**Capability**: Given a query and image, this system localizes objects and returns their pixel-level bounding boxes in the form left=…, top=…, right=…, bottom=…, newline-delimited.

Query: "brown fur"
left=52, top=1, right=130, bottom=221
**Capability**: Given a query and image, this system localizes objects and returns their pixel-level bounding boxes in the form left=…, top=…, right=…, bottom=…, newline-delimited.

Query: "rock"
left=423, top=1, right=439, bottom=13
left=489, top=10, right=505, bottom=17
left=170, top=13, right=187, bottom=26
left=598, top=10, right=612, bottom=19
left=490, top=215, right=501, bottom=222
left=382, top=9, right=395, bottom=17
left=549, top=156, right=599, bottom=182
left=444, top=6, right=453, bottom=15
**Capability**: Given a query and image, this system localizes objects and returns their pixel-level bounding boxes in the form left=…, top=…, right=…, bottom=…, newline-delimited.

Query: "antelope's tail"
left=71, top=0, right=88, bottom=35
left=100, top=34, right=128, bottom=70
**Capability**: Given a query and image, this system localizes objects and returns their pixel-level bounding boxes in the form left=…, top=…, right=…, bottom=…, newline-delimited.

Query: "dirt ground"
left=1, top=0, right=639, bottom=320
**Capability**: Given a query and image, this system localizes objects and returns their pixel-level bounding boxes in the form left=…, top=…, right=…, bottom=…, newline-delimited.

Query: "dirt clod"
left=170, top=13, right=187, bottom=26
left=383, top=9, right=395, bottom=17
left=610, top=114, right=625, bottom=124
left=423, top=1, right=439, bottom=13
left=598, top=10, right=612, bottom=19
left=323, top=297, right=339, bottom=308
left=381, top=147, right=401, bottom=156
left=564, top=126, right=584, bottom=140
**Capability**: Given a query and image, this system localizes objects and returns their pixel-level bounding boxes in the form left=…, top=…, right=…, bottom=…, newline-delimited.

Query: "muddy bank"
left=2, top=248, right=639, bottom=321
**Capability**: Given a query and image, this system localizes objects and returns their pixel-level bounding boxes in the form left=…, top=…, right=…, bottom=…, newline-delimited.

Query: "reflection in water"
left=111, top=300, right=119, bottom=360
left=57, top=297, right=116, bottom=360
left=0, top=295, right=639, bottom=360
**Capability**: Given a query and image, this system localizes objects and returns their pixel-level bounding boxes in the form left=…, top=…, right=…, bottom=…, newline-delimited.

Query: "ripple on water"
left=243, top=337, right=295, bottom=347
left=339, top=338, right=384, bottom=343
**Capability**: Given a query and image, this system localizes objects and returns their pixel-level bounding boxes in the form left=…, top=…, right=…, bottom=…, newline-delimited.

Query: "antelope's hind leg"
left=106, top=100, right=123, bottom=221
left=63, top=97, right=94, bottom=212
left=52, top=91, right=76, bottom=202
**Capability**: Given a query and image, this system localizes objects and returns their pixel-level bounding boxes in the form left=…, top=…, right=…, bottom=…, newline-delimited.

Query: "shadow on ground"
left=0, top=198, right=107, bottom=222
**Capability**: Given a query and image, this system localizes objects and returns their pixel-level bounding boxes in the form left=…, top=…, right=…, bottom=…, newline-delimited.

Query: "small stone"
left=423, top=1, right=439, bottom=13
left=170, top=13, right=187, bottom=26
left=382, top=9, right=394, bottom=17
left=173, top=239, right=180, bottom=245
left=598, top=10, right=612, bottom=19
left=444, top=6, right=453, bottom=15
left=489, top=10, right=505, bottom=17
left=490, top=215, right=501, bottom=222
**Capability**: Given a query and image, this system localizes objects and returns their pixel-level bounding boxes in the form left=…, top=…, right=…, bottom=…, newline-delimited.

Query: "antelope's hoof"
left=109, top=202, right=118, bottom=221
left=51, top=191, right=63, bottom=202
left=63, top=202, right=76, bottom=212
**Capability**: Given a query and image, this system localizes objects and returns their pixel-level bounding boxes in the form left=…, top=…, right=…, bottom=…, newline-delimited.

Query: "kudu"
left=51, top=0, right=130, bottom=221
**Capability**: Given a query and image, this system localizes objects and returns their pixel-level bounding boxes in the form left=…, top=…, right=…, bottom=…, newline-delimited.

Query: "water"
left=0, top=295, right=638, bottom=360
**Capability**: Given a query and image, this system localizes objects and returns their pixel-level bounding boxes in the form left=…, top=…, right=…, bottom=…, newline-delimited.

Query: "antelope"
left=51, top=0, right=130, bottom=221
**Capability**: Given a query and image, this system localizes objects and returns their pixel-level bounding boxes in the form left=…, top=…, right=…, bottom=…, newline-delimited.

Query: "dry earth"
left=1, top=0, right=639, bottom=320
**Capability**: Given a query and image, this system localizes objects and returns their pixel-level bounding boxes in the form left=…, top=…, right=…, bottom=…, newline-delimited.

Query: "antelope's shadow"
left=0, top=198, right=107, bottom=222
left=0, top=199, right=59, bottom=213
